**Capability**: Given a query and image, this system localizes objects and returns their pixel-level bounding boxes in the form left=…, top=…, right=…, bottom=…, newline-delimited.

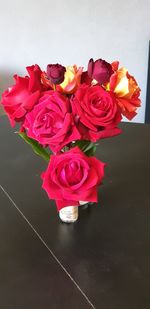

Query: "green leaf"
left=72, top=140, right=97, bottom=156
left=85, top=144, right=97, bottom=156
left=18, top=132, right=50, bottom=162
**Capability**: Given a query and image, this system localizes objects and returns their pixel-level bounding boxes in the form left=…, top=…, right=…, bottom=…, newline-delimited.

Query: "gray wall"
left=0, top=0, right=150, bottom=122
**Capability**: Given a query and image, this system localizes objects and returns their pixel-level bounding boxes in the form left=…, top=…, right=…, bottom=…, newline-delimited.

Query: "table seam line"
left=0, top=184, right=96, bottom=309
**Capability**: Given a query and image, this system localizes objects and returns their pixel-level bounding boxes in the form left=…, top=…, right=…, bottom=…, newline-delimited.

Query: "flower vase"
left=59, top=201, right=89, bottom=223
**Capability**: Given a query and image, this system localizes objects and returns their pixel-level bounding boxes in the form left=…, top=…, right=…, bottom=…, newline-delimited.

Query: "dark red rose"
left=23, top=91, right=81, bottom=153
left=1, top=65, right=45, bottom=127
left=42, top=146, right=105, bottom=210
left=88, top=58, right=113, bottom=84
left=80, top=71, right=92, bottom=85
left=71, top=84, right=122, bottom=141
left=47, top=64, right=66, bottom=85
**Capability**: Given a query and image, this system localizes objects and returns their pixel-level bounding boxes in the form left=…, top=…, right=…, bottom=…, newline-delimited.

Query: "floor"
left=0, top=116, right=150, bottom=309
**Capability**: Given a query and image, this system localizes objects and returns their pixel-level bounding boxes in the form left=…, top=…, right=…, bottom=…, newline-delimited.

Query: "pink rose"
left=1, top=65, right=45, bottom=127
left=88, top=58, right=113, bottom=84
left=71, top=84, right=122, bottom=141
left=42, top=146, right=105, bottom=210
left=23, top=91, right=81, bottom=153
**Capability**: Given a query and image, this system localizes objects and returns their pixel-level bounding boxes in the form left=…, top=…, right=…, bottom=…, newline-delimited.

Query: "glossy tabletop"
left=0, top=116, right=150, bottom=309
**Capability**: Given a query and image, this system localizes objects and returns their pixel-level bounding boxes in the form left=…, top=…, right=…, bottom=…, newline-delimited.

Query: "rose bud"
left=47, top=63, right=66, bottom=85
left=80, top=71, right=92, bottom=85
left=88, top=58, right=114, bottom=85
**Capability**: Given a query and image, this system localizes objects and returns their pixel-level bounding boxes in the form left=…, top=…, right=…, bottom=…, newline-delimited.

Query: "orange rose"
left=41, top=72, right=53, bottom=89
left=58, top=65, right=83, bottom=94
left=106, top=65, right=141, bottom=120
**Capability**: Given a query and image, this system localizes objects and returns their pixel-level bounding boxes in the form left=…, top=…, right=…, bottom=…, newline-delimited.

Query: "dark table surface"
left=0, top=115, right=150, bottom=309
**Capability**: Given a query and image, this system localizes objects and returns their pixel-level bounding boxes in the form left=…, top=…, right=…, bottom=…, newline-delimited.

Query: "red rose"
left=27, top=64, right=43, bottom=92
left=42, top=146, right=105, bottom=210
left=71, top=84, right=122, bottom=141
left=47, top=64, right=66, bottom=85
left=88, top=58, right=113, bottom=84
left=1, top=65, right=44, bottom=127
left=23, top=91, right=81, bottom=153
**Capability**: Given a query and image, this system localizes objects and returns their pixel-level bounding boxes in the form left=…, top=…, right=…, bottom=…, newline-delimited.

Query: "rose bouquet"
left=0, top=59, right=141, bottom=222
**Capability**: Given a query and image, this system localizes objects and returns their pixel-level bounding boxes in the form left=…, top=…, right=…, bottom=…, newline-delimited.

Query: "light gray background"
left=0, top=0, right=150, bottom=122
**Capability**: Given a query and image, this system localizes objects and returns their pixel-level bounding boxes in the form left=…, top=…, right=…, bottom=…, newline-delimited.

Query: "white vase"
left=59, top=206, right=78, bottom=223
left=79, top=201, right=89, bottom=207
left=59, top=201, right=89, bottom=223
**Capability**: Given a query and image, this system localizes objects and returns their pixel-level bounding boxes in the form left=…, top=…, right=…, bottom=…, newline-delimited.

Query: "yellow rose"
left=111, top=67, right=139, bottom=99
left=59, top=65, right=83, bottom=94
left=106, top=65, right=141, bottom=120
